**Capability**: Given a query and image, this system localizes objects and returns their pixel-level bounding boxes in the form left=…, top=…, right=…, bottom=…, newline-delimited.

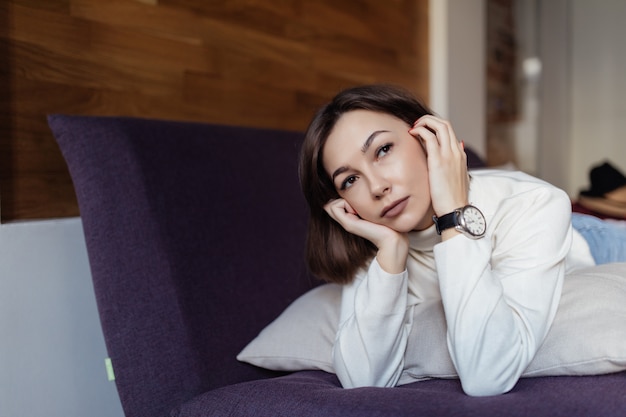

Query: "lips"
left=381, top=197, right=409, bottom=218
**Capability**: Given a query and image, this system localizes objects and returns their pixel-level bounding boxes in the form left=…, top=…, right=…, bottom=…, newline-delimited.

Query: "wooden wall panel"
left=0, top=0, right=429, bottom=221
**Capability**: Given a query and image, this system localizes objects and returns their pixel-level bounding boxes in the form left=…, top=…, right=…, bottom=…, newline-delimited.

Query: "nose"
left=369, top=173, right=391, bottom=199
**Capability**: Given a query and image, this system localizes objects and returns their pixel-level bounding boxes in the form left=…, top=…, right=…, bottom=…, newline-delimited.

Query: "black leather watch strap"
left=433, top=211, right=457, bottom=235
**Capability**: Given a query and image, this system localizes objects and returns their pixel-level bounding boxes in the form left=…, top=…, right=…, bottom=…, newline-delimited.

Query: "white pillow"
left=237, top=263, right=626, bottom=382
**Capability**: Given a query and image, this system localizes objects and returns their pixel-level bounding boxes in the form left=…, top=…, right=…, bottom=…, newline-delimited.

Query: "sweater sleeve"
left=332, top=258, right=413, bottom=388
left=434, top=185, right=571, bottom=396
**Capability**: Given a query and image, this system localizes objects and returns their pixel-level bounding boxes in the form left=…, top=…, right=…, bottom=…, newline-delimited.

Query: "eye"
left=376, top=143, right=393, bottom=158
left=340, top=175, right=358, bottom=191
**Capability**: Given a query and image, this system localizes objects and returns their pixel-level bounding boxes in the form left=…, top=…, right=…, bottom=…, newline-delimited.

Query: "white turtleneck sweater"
left=332, top=169, right=595, bottom=396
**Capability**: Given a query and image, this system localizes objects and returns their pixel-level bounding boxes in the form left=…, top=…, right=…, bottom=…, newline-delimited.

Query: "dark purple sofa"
left=48, top=115, right=626, bottom=417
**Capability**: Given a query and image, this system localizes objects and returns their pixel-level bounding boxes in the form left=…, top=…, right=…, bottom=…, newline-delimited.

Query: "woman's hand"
left=409, top=116, right=469, bottom=217
left=325, top=198, right=409, bottom=274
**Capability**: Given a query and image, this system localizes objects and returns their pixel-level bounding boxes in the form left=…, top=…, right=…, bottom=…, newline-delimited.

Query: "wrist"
left=440, top=227, right=462, bottom=241
left=433, top=205, right=487, bottom=239
left=434, top=200, right=469, bottom=218
left=375, top=233, right=409, bottom=274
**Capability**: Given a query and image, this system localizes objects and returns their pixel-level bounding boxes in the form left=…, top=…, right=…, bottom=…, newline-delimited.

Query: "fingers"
left=323, top=198, right=400, bottom=249
left=409, top=115, right=463, bottom=156
left=324, top=198, right=364, bottom=237
left=408, top=116, right=467, bottom=171
left=324, top=199, right=363, bottom=233
left=324, top=198, right=357, bottom=219
left=408, top=116, right=469, bottom=216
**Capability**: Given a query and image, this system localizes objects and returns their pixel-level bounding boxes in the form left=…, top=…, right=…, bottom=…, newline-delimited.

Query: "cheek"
left=342, top=194, right=378, bottom=221
left=403, top=152, right=428, bottom=184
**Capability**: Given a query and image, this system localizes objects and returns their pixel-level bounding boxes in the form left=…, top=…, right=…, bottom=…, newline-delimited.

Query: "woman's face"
left=322, top=110, right=434, bottom=232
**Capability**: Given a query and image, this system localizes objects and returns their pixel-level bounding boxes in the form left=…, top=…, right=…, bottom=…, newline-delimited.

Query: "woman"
left=298, top=84, right=623, bottom=396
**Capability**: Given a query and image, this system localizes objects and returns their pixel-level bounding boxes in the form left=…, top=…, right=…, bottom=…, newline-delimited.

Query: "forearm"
left=333, top=259, right=411, bottom=388
left=435, top=237, right=564, bottom=396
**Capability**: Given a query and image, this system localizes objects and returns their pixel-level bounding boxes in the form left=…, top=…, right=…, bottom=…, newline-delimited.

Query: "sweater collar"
left=408, top=223, right=441, bottom=251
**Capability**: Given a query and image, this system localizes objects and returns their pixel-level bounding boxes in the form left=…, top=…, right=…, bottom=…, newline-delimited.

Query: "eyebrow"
left=361, top=130, right=389, bottom=153
left=331, top=130, right=389, bottom=183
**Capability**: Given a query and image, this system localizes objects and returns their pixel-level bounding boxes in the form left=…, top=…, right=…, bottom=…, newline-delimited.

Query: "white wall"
left=569, top=0, right=626, bottom=196
left=511, top=0, right=541, bottom=176
left=430, top=0, right=626, bottom=198
left=0, top=218, right=124, bottom=417
left=539, top=0, right=626, bottom=197
left=430, top=0, right=487, bottom=158
left=538, top=0, right=572, bottom=191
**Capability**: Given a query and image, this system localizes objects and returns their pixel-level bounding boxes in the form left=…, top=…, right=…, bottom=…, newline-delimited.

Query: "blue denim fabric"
left=571, top=213, right=626, bottom=264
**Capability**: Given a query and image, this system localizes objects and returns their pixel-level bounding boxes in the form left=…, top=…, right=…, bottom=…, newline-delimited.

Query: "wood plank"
left=0, top=0, right=429, bottom=221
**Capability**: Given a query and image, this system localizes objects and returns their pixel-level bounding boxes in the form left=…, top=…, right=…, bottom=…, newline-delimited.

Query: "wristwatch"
left=433, top=205, right=486, bottom=239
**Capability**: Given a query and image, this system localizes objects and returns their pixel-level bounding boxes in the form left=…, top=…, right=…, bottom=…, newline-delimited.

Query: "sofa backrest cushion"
left=49, top=115, right=317, bottom=417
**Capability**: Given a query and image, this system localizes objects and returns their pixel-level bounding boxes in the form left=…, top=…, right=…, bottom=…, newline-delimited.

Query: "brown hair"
left=299, top=84, right=434, bottom=284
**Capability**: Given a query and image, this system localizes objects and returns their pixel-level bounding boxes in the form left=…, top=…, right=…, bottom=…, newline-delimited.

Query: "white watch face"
left=462, top=206, right=486, bottom=236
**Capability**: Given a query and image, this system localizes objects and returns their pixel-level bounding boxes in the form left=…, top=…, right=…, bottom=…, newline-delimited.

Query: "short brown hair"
left=299, top=84, right=433, bottom=284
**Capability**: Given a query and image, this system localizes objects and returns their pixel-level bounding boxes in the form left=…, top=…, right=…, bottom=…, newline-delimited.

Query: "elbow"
left=461, top=381, right=513, bottom=397
left=332, top=333, right=406, bottom=389
left=333, top=347, right=401, bottom=389
left=450, top=331, right=533, bottom=396
left=458, top=368, right=519, bottom=397
left=334, top=361, right=399, bottom=389
left=455, top=351, right=522, bottom=396
left=335, top=369, right=391, bottom=389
